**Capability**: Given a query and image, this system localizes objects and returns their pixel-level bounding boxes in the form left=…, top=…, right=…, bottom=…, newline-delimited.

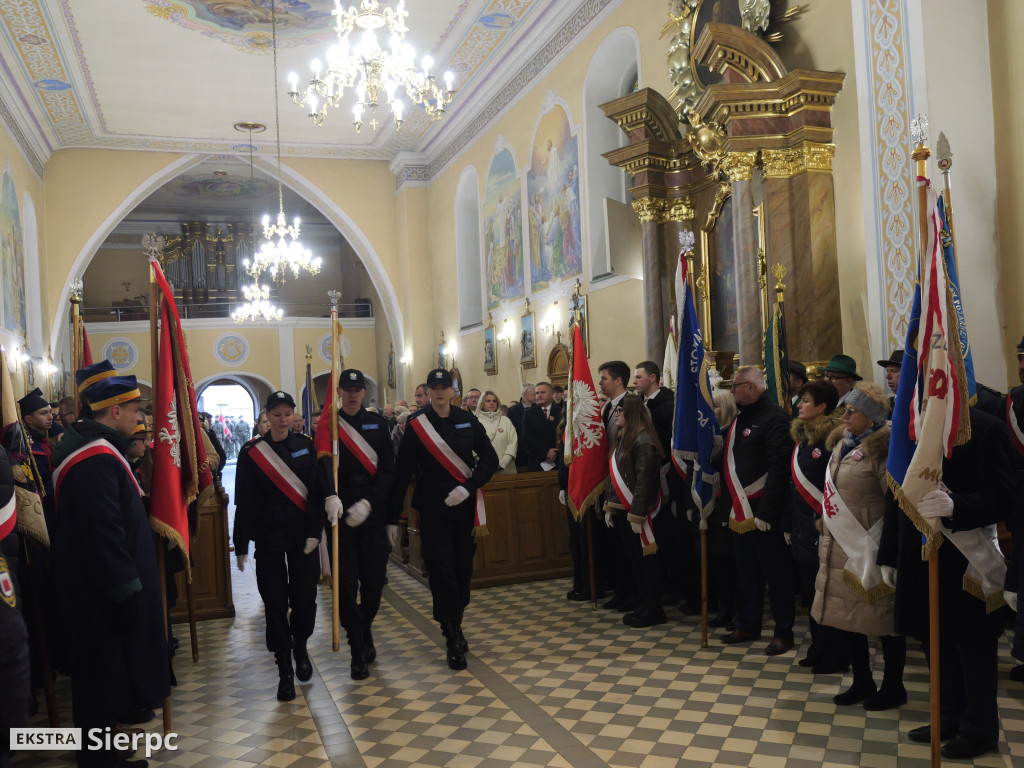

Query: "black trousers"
left=418, top=503, right=477, bottom=623
left=842, top=631, right=905, bottom=688
left=337, top=523, right=390, bottom=645
left=254, top=544, right=319, bottom=653
left=614, top=514, right=663, bottom=614
left=567, top=508, right=605, bottom=598
left=652, top=503, right=685, bottom=600
left=923, top=627, right=1000, bottom=744
left=733, top=529, right=795, bottom=640
left=706, top=523, right=737, bottom=613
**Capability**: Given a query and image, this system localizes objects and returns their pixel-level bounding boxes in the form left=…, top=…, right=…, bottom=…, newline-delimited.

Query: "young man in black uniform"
left=234, top=391, right=324, bottom=702
left=319, top=369, right=395, bottom=680
left=390, top=369, right=499, bottom=670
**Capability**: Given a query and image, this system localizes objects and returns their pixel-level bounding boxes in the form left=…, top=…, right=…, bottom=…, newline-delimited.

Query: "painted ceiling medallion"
left=164, top=174, right=273, bottom=200
left=144, top=0, right=337, bottom=51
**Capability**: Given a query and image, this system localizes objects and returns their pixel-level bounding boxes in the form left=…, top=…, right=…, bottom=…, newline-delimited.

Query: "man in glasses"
left=820, top=354, right=862, bottom=412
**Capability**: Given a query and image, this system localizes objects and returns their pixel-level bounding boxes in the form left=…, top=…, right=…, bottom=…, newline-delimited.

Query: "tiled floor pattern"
left=12, top=561, right=1024, bottom=767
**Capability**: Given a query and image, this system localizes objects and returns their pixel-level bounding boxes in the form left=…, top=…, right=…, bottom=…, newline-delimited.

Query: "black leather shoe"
left=276, top=670, right=296, bottom=701
left=765, top=637, right=794, bottom=656
left=363, top=628, right=377, bottom=664
left=811, top=661, right=851, bottom=675
left=601, top=597, right=624, bottom=610
left=798, top=655, right=819, bottom=668
left=720, top=629, right=760, bottom=644
left=293, top=645, right=313, bottom=682
left=566, top=590, right=588, bottom=601
left=350, top=658, right=369, bottom=680
left=709, top=610, right=735, bottom=628
left=833, top=682, right=876, bottom=706
left=446, top=642, right=467, bottom=671
left=941, top=736, right=998, bottom=760
left=623, top=609, right=667, bottom=628
left=862, top=685, right=907, bottom=711
left=455, top=625, right=469, bottom=654
left=908, top=724, right=958, bottom=743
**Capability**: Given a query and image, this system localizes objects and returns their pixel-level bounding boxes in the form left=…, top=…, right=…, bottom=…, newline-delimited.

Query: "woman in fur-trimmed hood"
left=788, top=379, right=845, bottom=673
left=812, top=382, right=907, bottom=712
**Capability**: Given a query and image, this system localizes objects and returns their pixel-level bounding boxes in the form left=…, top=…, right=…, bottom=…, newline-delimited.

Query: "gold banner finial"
left=771, top=263, right=787, bottom=302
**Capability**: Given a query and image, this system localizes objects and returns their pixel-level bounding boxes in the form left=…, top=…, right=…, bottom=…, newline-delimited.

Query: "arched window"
left=583, top=28, right=641, bottom=282
left=22, top=192, right=42, bottom=354
left=455, top=167, right=483, bottom=330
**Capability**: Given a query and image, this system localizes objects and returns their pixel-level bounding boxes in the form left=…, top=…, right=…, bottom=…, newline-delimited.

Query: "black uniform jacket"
left=234, top=431, right=324, bottom=555
left=388, top=407, right=499, bottom=520
left=878, top=407, right=1014, bottom=638
left=730, top=391, right=794, bottom=528
left=523, top=402, right=561, bottom=471
left=507, top=400, right=529, bottom=466
left=318, top=407, right=395, bottom=527
left=50, top=419, right=170, bottom=722
left=788, top=414, right=842, bottom=568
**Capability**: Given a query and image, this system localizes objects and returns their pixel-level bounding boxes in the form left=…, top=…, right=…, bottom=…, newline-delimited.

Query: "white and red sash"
left=1007, top=395, right=1024, bottom=457
left=410, top=415, right=486, bottom=532
left=0, top=487, right=15, bottom=540
left=821, top=461, right=889, bottom=598
left=53, top=439, right=143, bottom=507
left=338, top=417, right=379, bottom=477
left=723, top=420, right=766, bottom=533
left=608, top=451, right=660, bottom=555
left=249, top=441, right=309, bottom=513
left=791, top=445, right=824, bottom=512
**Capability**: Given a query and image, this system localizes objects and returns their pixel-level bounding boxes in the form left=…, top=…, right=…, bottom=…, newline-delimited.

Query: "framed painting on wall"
left=483, top=319, right=497, bottom=375
left=520, top=305, right=536, bottom=369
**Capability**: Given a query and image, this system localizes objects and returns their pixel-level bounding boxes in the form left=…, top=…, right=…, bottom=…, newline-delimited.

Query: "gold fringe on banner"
left=472, top=524, right=489, bottom=542
left=729, top=518, right=757, bottom=534
left=567, top=478, right=608, bottom=523
left=840, top=569, right=895, bottom=603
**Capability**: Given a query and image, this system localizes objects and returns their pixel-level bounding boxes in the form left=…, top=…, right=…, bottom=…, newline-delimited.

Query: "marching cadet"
left=50, top=360, right=169, bottom=768
left=19, top=388, right=56, bottom=515
left=319, top=369, right=395, bottom=680
left=234, top=391, right=325, bottom=702
left=389, top=369, right=499, bottom=670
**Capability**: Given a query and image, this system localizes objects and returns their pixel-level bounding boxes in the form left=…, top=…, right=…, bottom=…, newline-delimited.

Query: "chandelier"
left=232, top=284, right=284, bottom=324
left=244, top=1, right=322, bottom=285
left=287, top=0, right=455, bottom=132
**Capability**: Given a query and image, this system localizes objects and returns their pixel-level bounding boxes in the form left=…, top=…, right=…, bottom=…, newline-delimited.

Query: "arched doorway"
left=546, top=344, right=570, bottom=390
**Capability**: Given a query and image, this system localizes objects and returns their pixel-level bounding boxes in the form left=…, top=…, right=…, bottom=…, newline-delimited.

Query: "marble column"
left=639, top=214, right=666, bottom=362
left=722, top=152, right=762, bottom=365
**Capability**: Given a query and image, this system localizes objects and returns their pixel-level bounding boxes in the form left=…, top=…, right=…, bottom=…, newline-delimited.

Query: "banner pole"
left=328, top=291, right=341, bottom=653
left=69, top=281, right=83, bottom=419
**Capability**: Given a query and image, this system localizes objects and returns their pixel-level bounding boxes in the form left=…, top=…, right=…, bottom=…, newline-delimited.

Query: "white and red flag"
left=565, top=323, right=608, bottom=520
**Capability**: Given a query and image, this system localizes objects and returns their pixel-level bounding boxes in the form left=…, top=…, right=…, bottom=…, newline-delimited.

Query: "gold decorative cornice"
left=761, top=147, right=804, bottom=178
left=632, top=197, right=668, bottom=223
left=666, top=196, right=695, bottom=222
left=803, top=142, right=836, bottom=172
left=720, top=150, right=758, bottom=182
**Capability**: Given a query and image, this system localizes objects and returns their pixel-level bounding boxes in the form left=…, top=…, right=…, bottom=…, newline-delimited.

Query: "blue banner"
left=937, top=195, right=976, bottom=402
left=886, top=281, right=921, bottom=488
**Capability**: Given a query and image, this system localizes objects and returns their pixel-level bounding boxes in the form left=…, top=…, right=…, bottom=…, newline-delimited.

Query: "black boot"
left=348, top=635, right=369, bottom=680
left=293, top=642, right=312, bottom=682
left=442, top=621, right=467, bottom=670
left=441, top=620, right=469, bottom=654
left=363, top=626, right=377, bottom=664
left=275, top=652, right=296, bottom=702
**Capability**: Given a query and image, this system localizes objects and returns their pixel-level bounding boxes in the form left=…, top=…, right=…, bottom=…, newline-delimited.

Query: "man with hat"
left=50, top=360, right=169, bottom=768
left=820, top=354, right=862, bottom=411
left=390, top=368, right=499, bottom=670
left=234, top=390, right=325, bottom=702
left=317, top=369, right=394, bottom=680
left=19, top=388, right=56, bottom=515
left=788, top=360, right=808, bottom=410
left=876, top=350, right=904, bottom=395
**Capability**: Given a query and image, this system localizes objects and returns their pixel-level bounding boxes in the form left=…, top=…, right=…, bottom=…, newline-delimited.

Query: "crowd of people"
left=4, top=339, right=1024, bottom=765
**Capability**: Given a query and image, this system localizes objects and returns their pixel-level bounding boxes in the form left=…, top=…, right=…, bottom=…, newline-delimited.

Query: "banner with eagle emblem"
left=565, top=322, right=608, bottom=520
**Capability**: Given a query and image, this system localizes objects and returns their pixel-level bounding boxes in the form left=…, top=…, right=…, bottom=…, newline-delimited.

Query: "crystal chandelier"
left=244, top=1, right=322, bottom=285
left=232, top=284, right=284, bottom=324
left=287, top=0, right=455, bottom=132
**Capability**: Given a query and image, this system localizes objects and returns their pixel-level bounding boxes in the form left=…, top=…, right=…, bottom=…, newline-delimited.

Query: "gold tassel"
left=962, top=574, right=1006, bottom=613
left=886, top=472, right=944, bottom=560
left=473, top=524, right=489, bottom=542
left=567, top=478, right=609, bottom=523
left=642, top=542, right=659, bottom=556
left=149, top=517, right=191, bottom=583
left=729, top=518, right=757, bottom=534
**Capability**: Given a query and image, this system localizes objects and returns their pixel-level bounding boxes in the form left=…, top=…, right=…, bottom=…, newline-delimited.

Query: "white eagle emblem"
left=159, top=396, right=182, bottom=468
left=570, top=381, right=604, bottom=453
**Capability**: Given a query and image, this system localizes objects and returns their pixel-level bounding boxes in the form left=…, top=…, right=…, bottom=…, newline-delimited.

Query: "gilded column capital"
left=720, top=150, right=759, bottom=183
left=632, top=197, right=668, bottom=223
left=760, top=148, right=805, bottom=179
left=666, top=196, right=695, bottom=222
left=803, top=142, right=836, bottom=172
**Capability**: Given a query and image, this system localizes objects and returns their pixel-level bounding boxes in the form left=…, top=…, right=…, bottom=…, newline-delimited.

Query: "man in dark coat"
left=50, top=360, right=169, bottom=768
left=878, top=407, right=1013, bottom=760
left=234, top=391, right=325, bottom=702
left=318, top=369, right=395, bottom=680
left=1004, top=337, right=1024, bottom=681
left=389, top=369, right=499, bottom=670
left=506, top=383, right=534, bottom=468
left=720, top=365, right=796, bottom=655
left=522, top=382, right=560, bottom=471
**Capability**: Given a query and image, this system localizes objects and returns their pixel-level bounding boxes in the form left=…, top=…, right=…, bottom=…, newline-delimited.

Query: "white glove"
left=754, top=517, right=771, bottom=532
left=345, top=498, right=371, bottom=527
left=558, top=490, right=567, bottom=506
left=784, top=532, right=792, bottom=546
left=881, top=565, right=897, bottom=588
left=629, top=521, right=642, bottom=534
left=325, top=495, right=344, bottom=526
left=919, top=488, right=954, bottom=520
left=604, top=509, right=614, bottom=528
left=386, top=524, right=399, bottom=548
left=1005, top=590, right=1018, bottom=612
left=686, top=508, right=695, bottom=523
left=302, top=537, right=319, bottom=555
left=445, top=485, right=471, bottom=507
left=236, top=554, right=248, bottom=572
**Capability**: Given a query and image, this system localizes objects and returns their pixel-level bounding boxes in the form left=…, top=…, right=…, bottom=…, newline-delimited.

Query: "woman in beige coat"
left=812, top=383, right=906, bottom=711
left=476, top=391, right=518, bottom=474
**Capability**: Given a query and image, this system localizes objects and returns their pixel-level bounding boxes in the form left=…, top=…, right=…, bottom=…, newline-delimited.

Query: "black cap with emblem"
left=339, top=369, right=365, bottom=390
left=18, top=387, right=49, bottom=416
left=426, top=368, right=453, bottom=388
left=265, top=390, right=296, bottom=411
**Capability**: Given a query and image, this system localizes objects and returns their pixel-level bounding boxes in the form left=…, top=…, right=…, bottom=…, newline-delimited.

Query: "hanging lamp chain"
left=271, top=0, right=284, bottom=214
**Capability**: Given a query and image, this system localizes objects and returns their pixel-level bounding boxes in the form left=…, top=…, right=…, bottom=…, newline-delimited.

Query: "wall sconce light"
left=400, top=349, right=413, bottom=366
left=498, top=318, right=513, bottom=347
left=541, top=302, right=559, bottom=336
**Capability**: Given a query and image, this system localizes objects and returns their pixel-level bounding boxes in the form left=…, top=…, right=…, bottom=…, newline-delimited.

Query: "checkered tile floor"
left=11, top=562, right=1024, bottom=767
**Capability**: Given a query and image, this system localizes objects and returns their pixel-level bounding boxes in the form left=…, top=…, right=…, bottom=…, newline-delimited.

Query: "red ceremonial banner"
left=567, top=323, right=608, bottom=520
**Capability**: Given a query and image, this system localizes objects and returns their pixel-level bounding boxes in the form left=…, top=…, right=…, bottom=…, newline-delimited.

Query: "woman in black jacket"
left=788, top=379, right=846, bottom=673
left=604, top=394, right=665, bottom=628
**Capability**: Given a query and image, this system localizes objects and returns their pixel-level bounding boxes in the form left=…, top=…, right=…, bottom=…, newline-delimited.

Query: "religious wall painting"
left=709, top=197, right=739, bottom=355
left=214, top=332, right=250, bottom=367
left=483, top=317, right=498, bottom=375
left=520, top=304, right=536, bottom=369
left=102, top=337, right=139, bottom=372
left=319, top=331, right=351, bottom=366
left=526, top=100, right=582, bottom=293
left=0, top=167, right=26, bottom=342
left=483, top=147, right=525, bottom=310
left=145, top=0, right=336, bottom=50
left=387, top=343, right=397, bottom=390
